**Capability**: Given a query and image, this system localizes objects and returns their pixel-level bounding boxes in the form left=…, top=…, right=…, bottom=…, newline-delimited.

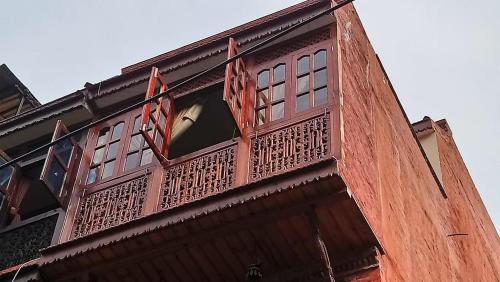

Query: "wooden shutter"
left=40, top=120, right=80, bottom=206
left=223, top=37, right=249, bottom=133
left=140, top=67, right=174, bottom=165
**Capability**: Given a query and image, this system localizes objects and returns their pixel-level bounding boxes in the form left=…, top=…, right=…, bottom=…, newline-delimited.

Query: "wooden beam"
left=45, top=188, right=349, bottom=281
left=308, top=209, right=335, bottom=282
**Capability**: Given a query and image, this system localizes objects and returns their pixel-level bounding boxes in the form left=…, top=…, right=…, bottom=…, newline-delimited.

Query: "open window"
left=0, top=151, right=17, bottom=224
left=139, top=67, right=174, bottom=165
left=223, top=37, right=249, bottom=134
left=40, top=120, right=80, bottom=206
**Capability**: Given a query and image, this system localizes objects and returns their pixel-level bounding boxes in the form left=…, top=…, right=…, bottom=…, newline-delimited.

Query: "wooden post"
left=308, top=209, right=335, bottom=282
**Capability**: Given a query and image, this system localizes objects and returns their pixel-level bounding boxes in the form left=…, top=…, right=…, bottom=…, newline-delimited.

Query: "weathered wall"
left=433, top=121, right=500, bottom=280
left=334, top=4, right=499, bottom=281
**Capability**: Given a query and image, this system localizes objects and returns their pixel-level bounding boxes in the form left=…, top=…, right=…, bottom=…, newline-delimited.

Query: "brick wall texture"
left=334, top=4, right=500, bottom=281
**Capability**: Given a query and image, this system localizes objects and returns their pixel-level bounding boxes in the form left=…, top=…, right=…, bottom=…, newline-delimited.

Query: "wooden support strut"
left=307, top=209, right=335, bottom=282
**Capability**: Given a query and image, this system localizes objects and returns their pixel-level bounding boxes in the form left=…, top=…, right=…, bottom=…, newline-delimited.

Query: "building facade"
left=0, top=1, right=498, bottom=281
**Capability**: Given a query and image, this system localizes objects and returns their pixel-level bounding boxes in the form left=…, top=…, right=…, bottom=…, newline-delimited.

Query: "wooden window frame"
left=223, top=37, right=250, bottom=134
left=250, top=39, right=334, bottom=131
left=40, top=120, right=80, bottom=206
left=81, top=108, right=160, bottom=189
left=140, top=67, right=174, bottom=166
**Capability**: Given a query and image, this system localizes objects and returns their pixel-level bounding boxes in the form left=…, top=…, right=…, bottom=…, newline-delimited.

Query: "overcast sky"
left=1, top=0, right=498, bottom=231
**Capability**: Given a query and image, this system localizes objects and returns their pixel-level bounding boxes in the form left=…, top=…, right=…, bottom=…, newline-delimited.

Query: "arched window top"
left=297, top=55, right=310, bottom=76
left=96, top=127, right=110, bottom=147
left=111, top=122, right=124, bottom=141
left=273, top=64, right=285, bottom=83
left=314, top=49, right=327, bottom=70
left=257, top=70, right=270, bottom=90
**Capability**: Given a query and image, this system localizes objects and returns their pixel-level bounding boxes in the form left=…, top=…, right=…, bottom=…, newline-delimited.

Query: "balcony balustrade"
left=70, top=110, right=333, bottom=239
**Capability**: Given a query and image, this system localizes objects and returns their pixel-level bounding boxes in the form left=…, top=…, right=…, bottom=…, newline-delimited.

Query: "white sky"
left=1, top=0, right=498, bottom=231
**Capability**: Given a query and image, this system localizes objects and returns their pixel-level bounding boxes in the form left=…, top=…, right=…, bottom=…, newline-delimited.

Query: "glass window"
left=295, top=49, right=329, bottom=112
left=255, top=63, right=287, bottom=125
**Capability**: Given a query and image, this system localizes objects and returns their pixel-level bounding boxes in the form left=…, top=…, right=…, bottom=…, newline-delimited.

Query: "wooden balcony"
left=0, top=209, right=64, bottom=270
left=69, top=110, right=334, bottom=240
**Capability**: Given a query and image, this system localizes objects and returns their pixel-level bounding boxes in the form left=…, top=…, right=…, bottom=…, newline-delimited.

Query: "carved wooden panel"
left=250, top=113, right=331, bottom=181
left=72, top=175, right=149, bottom=239
left=0, top=214, right=58, bottom=269
left=160, top=145, right=237, bottom=210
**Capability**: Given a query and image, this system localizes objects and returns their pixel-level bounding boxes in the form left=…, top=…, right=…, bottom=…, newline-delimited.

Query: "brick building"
left=0, top=1, right=498, bottom=281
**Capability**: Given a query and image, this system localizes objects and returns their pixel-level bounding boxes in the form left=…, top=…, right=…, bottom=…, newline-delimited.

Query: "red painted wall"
left=334, top=4, right=499, bottom=281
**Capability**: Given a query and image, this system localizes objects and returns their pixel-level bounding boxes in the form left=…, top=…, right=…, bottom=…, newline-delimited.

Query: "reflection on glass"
left=0, top=158, right=14, bottom=191
left=257, top=89, right=268, bottom=107
left=92, top=148, right=104, bottom=165
left=159, top=112, right=167, bottom=129
left=87, top=167, right=98, bottom=184
left=271, top=102, right=284, bottom=121
left=129, top=134, right=143, bottom=152
left=96, top=128, right=109, bottom=146
left=102, top=161, right=115, bottom=179
left=314, top=50, right=327, bottom=70
left=256, top=109, right=266, bottom=126
left=125, top=152, right=139, bottom=171
left=141, top=149, right=154, bottom=166
left=297, top=75, right=309, bottom=94
left=133, top=116, right=142, bottom=133
left=48, top=160, right=65, bottom=196
left=155, top=131, right=163, bottom=149
left=107, top=142, right=119, bottom=160
left=314, top=69, right=327, bottom=89
left=297, top=93, right=309, bottom=112
left=257, top=70, right=269, bottom=89
left=314, top=87, right=328, bottom=106
left=273, top=64, right=285, bottom=83
left=111, top=122, right=124, bottom=141
left=272, top=83, right=285, bottom=102
left=297, top=56, right=310, bottom=75
left=55, top=138, right=72, bottom=166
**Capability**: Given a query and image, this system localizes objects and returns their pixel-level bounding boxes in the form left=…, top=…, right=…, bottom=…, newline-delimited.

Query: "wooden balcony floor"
left=40, top=168, right=380, bottom=282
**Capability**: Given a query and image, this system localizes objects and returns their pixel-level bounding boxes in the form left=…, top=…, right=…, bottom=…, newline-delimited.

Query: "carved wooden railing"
left=0, top=210, right=61, bottom=269
left=250, top=112, right=331, bottom=182
left=159, top=142, right=237, bottom=211
left=72, top=174, right=149, bottom=239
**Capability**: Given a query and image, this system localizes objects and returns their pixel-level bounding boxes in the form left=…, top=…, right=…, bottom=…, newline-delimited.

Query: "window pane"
left=47, top=160, right=65, bottom=196
left=96, top=128, right=109, bottom=146
left=314, top=87, right=328, bottom=106
left=297, top=93, right=310, bottom=112
left=129, top=134, right=143, bottom=152
left=141, top=149, right=154, bottom=166
left=255, top=109, right=266, bottom=126
left=314, top=69, right=327, bottom=89
left=102, top=161, right=115, bottom=179
left=133, top=116, right=142, bottom=133
left=107, top=142, right=119, bottom=160
left=124, top=152, right=139, bottom=171
left=297, top=75, right=309, bottom=94
left=87, top=167, right=99, bottom=184
left=159, top=111, right=167, bottom=129
left=256, top=88, right=268, bottom=107
left=92, top=147, right=105, bottom=165
left=111, top=122, right=124, bottom=141
left=257, top=70, right=269, bottom=89
left=0, top=158, right=14, bottom=192
left=272, top=83, right=285, bottom=102
left=273, top=64, right=285, bottom=83
left=271, top=102, right=284, bottom=121
left=314, top=50, right=327, bottom=70
left=297, top=56, right=310, bottom=75
left=54, top=138, right=72, bottom=167
left=154, top=131, right=163, bottom=149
